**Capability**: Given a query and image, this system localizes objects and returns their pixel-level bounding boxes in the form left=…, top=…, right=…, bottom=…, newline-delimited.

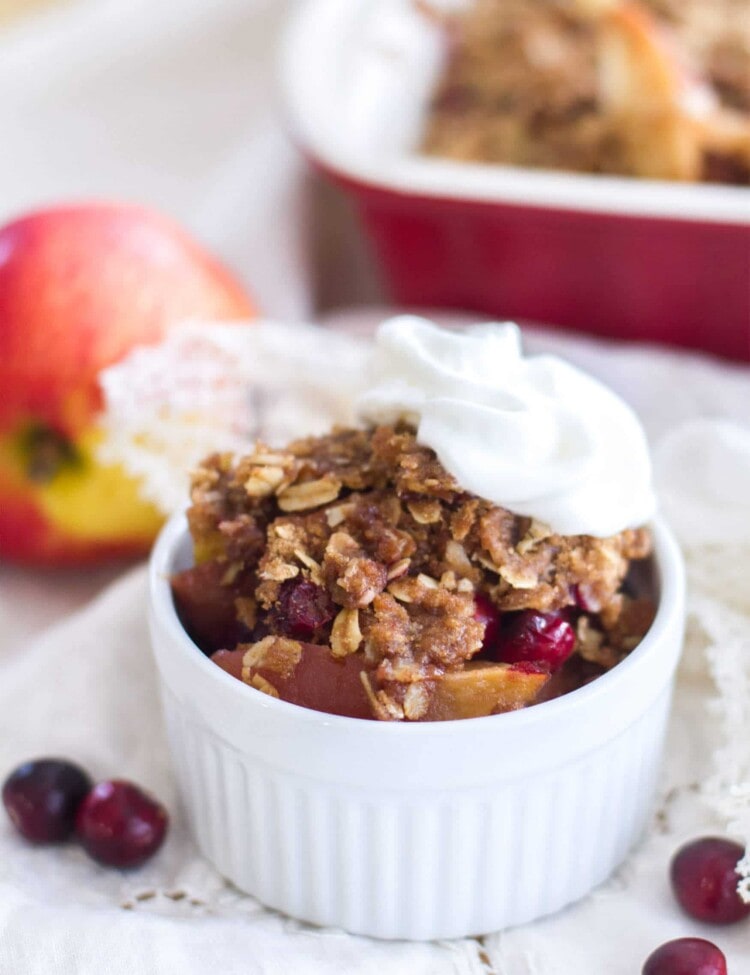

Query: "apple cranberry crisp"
left=172, top=424, right=654, bottom=721
left=422, top=0, right=750, bottom=184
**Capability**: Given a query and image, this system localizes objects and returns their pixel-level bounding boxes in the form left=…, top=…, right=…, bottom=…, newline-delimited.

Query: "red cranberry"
left=76, top=780, right=168, bottom=868
left=2, top=759, right=91, bottom=843
left=495, top=610, right=576, bottom=672
left=642, top=938, right=727, bottom=975
left=473, top=593, right=501, bottom=652
left=671, top=837, right=750, bottom=925
left=272, top=580, right=335, bottom=639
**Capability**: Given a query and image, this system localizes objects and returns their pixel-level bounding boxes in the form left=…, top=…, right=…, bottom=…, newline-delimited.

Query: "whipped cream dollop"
left=357, top=317, right=656, bottom=537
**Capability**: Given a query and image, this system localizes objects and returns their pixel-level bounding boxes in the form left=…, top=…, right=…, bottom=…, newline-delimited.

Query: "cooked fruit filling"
left=172, top=424, right=655, bottom=721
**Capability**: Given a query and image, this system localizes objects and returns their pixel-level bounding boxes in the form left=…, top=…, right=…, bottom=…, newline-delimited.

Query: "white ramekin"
left=149, top=512, right=685, bottom=940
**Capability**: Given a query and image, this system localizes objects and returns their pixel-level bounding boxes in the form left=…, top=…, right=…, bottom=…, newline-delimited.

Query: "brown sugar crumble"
left=172, top=424, right=655, bottom=722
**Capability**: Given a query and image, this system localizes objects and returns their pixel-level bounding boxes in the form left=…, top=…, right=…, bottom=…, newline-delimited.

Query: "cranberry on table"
left=642, top=938, right=727, bottom=975
left=473, top=593, right=501, bottom=653
left=671, top=837, right=750, bottom=925
left=494, top=610, right=576, bottom=672
left=2, top=758, right=91, bottom=843
left=76, top=780, right=168, bottom=868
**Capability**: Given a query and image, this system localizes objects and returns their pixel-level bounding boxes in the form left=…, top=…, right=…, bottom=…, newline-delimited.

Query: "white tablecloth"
left=0, top=2, right=749, bottom=972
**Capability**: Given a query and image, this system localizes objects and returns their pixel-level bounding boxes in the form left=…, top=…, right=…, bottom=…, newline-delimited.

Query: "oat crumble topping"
left=172, top=424, right=655, bottom=721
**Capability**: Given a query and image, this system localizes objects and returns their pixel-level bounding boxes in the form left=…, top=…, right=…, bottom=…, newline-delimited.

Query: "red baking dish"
left=281, top=0, right=750, bottom=360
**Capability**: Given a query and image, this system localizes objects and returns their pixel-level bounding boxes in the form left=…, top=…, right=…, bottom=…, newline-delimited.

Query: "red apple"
left=0, top=203, right=254, bottom=565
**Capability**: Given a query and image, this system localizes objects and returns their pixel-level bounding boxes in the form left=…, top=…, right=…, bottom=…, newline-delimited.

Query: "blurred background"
left=1, top=0, right=748, bottom=347
left=0, top=0, right=382, bottom=318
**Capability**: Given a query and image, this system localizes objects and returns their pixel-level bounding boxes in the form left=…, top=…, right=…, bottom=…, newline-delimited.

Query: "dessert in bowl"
left=148, top=318, right=685, bottom=938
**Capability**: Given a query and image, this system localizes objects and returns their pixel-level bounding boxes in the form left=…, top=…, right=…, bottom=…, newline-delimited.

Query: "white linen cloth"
left=0, top=1, right=749, bottom=972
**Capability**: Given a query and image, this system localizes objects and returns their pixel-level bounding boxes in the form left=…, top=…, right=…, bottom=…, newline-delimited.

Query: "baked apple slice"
left=212, top=638, right=373, bottom=720
left=420, top=662, right=550, bottom=721
left=172, top=561, right=253, bottom=653
left=213, top=643, right=549, bottom=722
